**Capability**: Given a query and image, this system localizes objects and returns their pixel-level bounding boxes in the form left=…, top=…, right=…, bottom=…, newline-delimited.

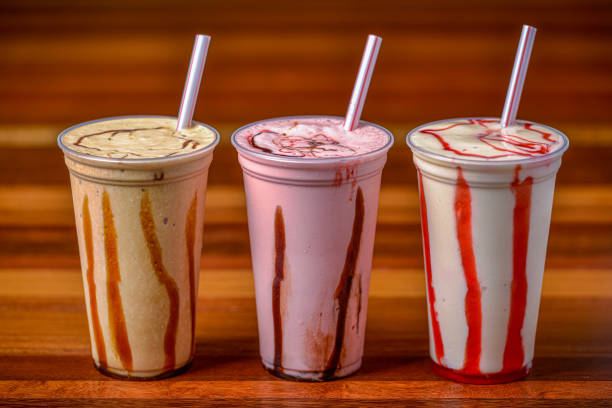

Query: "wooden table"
left=1, top=1, right=611, bottom=406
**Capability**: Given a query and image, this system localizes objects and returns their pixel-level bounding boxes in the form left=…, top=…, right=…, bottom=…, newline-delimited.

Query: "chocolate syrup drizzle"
left=72, top=127, right=203, bottom=158
left=419, top=119, right=558, bottom=159
left=268, top=189, right=364, bottom=380
left=322, top=187, right=365, bottom=379
left=248, top=130, right=356, bottom=158
left=355, top=275, right=363, bottom=335
left=272, top=206, right=286, bottom=371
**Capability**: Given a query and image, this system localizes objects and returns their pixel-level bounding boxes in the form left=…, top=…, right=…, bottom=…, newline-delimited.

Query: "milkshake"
left=58, top=115, right=219, bottom=379
left=232, top=116, right=393, bottom=381
left=406, top=118, right=569, bottom=384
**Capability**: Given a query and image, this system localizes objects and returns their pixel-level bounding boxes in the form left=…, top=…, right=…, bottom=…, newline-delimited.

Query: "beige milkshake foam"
left=58, top=116, right=218, bottom=379
left=408, top=118, right=566, bottom=162
left=61, top=116, right=216, bottom=159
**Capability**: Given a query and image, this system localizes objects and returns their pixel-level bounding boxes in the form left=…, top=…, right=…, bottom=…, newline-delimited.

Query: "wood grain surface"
left=1, top=0, right=611, bottom=406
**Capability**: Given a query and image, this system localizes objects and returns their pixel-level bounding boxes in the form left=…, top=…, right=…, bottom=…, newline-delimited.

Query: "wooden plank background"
left=0, top=0, right=611, bottom=406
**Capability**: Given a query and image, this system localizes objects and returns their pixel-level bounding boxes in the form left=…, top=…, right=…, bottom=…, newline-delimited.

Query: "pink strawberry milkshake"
left=407, top=118, right=569, bottom=384
left=232, top=116, right=393, bottom=381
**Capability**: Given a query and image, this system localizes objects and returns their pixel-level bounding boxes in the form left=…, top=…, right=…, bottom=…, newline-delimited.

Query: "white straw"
left=176, top=34, right=211, bottom=131
left=343, top=34, right=382, bottom=131
left=500, top=25, right=537, bottom=128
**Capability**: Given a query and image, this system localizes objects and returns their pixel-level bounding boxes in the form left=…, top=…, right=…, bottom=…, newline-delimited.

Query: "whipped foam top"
left=233, top=117, right=390, bottom=158
left=409, top=118, right=566, bottom=161
left=61, top=117, right=216, bottom=159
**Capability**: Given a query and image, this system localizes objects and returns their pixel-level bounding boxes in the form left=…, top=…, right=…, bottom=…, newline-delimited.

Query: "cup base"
left=432, top=361, right=531, bottom=384
left=94, top=359, right=193, bottom=381
left=262, top=359, right=361, bottom=382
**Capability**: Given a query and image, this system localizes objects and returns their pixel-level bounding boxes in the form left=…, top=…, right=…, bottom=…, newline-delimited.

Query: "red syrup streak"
left=432, top=361, right=530, bottom=384
left=333, top=164, right=358, bottom=200
left=454, top=167, right=482, bottom=375
left=418, top=170, right=445, bottom=364
left=503, top=165, right=533, bottom=372
left=419, top=119, right=556, bottom=159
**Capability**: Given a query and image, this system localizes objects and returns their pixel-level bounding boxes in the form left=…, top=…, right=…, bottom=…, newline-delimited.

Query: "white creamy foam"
left=234, top=117, right=390, bottom=158
left=409, top=118, right=566, bottom=161
left=61, top=117, right=216, bottom=159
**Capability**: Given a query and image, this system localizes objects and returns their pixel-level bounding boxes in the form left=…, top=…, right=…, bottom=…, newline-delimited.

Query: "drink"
left=58, top=115, right=219, bottom=379
left=232, top=116, right=393, bottom=381
left=406, top=118, right=569, bottom=384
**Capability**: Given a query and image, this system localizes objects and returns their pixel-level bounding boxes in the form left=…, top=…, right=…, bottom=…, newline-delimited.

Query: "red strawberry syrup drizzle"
left=431, top=164, right=533, bottom=383
left=419, top=119, right=556, bottom=159
left=454, top=167, right=482, bottom=375
left=418, top=170, right=445, bottom=364
left=503, top=165, right=532, bottom=372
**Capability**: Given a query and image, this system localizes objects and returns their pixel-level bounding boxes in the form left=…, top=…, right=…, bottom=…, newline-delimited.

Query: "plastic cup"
left=232, top=115, right=393, bottom=381
left=58, top=115, right=219, bottom=380
left=406, top=117, right=569, bottom=384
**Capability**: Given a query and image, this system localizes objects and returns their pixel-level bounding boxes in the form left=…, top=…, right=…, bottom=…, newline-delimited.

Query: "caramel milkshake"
left=407, top=118, right=568, bottom=384
left=232, top=116, right=393, bottom=381
left=58, top=116, right=219, bottom=379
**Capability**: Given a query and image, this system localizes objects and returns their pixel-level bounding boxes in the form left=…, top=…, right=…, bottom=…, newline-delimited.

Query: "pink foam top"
left=233, top=117, right=390, bottom=159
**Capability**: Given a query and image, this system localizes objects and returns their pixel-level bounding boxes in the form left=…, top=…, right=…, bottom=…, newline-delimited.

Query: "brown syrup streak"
left=175, top=135, right=201, bottom=150
left=82, top=195, right=107, bottom=369
left=179, top=139, right=200, bottom=149
left=140, top=190, right=180, bottom=371
left=185, top=193, right=198, bottom=354
left=102, top=190, right=133, bottom=371
left=356, top=275, right=362, bottom=334
left=249, top=129, right=356, bottom=158
left=323, top=187, right=365, bottom=378
left=248, top=133, right=272, bottom=153
left=74, top=127, right=165, bottom=146
left=74, top=126, right=201, bottom=158
left=273, top=206, right=286, bottom=370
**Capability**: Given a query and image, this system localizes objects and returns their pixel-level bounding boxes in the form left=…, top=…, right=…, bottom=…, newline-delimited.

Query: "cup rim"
left=405, top=117, right=569, bottom=167
left=231, top=115, right=394, bottom=165
left=57, top=115, right=220, bottom=167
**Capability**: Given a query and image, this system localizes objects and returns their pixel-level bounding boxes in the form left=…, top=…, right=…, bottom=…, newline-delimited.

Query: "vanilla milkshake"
left=407, top=118, right=569, bottom=384
left=58, top=116, right=219, bottom=379
left=233, top=116, right=393, bottom=381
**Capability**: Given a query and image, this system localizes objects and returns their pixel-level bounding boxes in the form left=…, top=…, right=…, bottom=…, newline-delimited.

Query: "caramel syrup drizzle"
left=140, top=190, right=180, bottom=370
left=82, top=195, right=108, bottom=369
left=102, top=190, right=133, bottom=371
